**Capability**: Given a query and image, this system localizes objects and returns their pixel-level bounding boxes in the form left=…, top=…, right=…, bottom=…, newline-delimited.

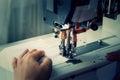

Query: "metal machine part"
left=44, top=0, right=101, bottom=59
left=43, top=0, right=120, bottom=59
left=43, top=0, right=103, bottom=27
left=54, top=22, right=98, bottom=59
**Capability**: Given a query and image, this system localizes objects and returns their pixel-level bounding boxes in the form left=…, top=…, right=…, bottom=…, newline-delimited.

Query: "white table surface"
left=0, top=16, right=120, bottom=80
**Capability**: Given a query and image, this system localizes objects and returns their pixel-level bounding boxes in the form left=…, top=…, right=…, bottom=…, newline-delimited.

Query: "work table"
left=0, top=16, right=120, bottom=80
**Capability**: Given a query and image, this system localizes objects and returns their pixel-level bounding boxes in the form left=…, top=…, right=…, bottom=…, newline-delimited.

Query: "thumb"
left=40, top=57, right=52, bottom=69
left=31, top=50, right=45, bottom=61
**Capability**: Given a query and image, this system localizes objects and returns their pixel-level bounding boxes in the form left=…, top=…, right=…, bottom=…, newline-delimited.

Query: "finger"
left=19, top=49, right=29, bottom=58
left=40, top=57, right=52, bottom=69
left=39, top=57, right=52, bottom=80
left=12, top=57, right=18, bottom=70
left=31, top=50, right=45, bottom=60
left=29, top=49, right=37, bottom=54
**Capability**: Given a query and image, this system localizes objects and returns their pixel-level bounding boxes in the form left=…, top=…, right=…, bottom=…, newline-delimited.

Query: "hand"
left=12, top=49, right=52, bottom=80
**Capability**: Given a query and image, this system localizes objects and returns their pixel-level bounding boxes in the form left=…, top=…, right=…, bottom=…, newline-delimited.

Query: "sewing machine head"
left=43, top=0, right=120, bottom=59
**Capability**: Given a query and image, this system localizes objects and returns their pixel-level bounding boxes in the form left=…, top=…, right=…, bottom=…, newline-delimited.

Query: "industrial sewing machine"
left=43, top=0, right=120, bottom=60
left=0, top=0, right=120, bottom=80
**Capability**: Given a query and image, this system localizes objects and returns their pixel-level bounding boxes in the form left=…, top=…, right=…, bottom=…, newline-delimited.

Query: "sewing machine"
left=43, top=0, right=120, bottom=59
left=44, top=0, right=100, bottom=59
left=0, top=0, right=120, bottom=80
